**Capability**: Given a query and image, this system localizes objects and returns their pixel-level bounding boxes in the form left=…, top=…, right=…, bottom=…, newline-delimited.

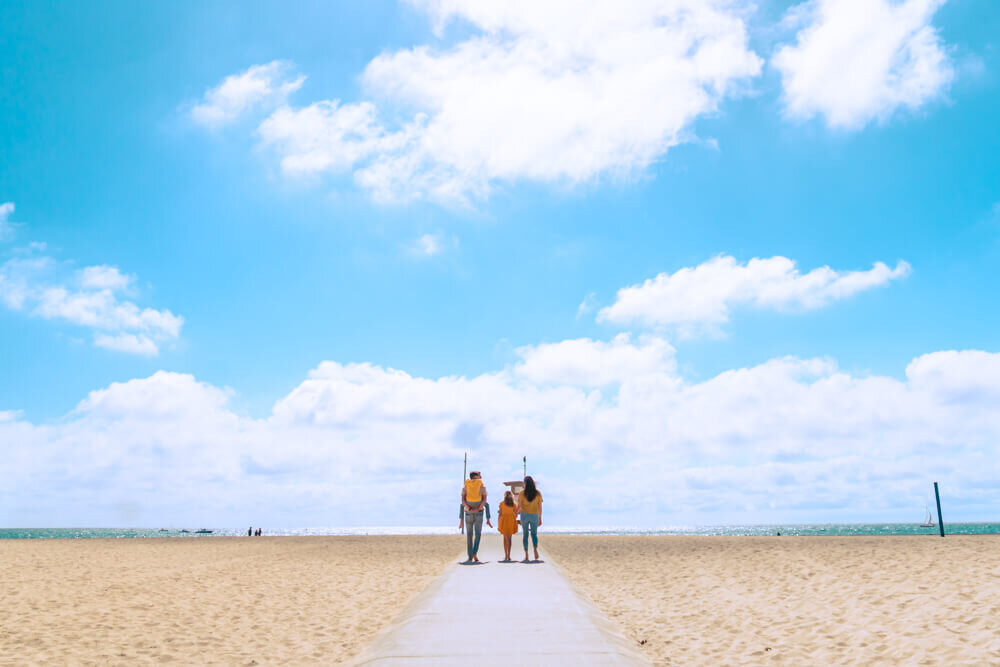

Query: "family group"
left=460, top=472, right=543, bottom=563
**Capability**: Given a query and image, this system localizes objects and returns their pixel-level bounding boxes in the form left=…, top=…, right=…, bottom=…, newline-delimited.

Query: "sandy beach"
left=545, top=535, right=1000, bottom=665
left=0, top=535, right=458, bottom=665
left=6, top=533, right=1000, bottom=665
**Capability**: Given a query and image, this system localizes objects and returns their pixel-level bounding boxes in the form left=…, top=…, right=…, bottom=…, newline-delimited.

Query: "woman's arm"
left=538, top=497, right=543, bottom=526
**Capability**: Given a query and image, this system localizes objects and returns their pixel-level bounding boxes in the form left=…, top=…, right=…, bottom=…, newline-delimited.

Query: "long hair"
left=523, top=476, right=538, bottom=502
left=504, top=490, right=515, bottom=506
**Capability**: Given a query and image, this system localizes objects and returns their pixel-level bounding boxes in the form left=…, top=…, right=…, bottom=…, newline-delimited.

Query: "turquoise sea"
left=2, top=523, right=999, bottom=539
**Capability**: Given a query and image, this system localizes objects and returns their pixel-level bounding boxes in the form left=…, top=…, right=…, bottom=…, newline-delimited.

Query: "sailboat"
left=920, top=506, right=935, bottom=528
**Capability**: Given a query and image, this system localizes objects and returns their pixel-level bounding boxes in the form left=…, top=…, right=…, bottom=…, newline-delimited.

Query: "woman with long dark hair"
left=516, top=476, right=543, bottom=562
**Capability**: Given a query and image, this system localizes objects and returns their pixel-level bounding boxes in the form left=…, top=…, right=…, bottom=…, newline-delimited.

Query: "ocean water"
left=2, top=523, right=999, bottom=539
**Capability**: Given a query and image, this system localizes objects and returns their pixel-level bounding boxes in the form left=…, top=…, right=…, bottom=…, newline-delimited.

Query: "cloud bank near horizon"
left=3, top=340, right=997, bottom=527
left=1, top=250, right=965, bottom=527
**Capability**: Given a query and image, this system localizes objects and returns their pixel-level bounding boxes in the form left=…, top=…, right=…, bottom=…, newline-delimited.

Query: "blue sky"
left=2, top=0, right=999, bottom=528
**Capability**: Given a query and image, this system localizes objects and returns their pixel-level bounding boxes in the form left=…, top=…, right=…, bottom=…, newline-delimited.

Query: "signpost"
left=461, top=452, right=467, bottom=535
left=934, top=482, right=945, bottom=537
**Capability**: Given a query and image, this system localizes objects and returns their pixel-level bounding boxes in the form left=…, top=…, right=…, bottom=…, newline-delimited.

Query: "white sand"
left=0, top=535, right=458, bottom=665
left=8, top=533, right=999, bottom=665
left=546, top=535, right=1000, bottom=665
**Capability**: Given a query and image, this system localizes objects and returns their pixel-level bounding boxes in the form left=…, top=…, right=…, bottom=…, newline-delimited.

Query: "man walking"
left=461, top=471, right=492, bottom=562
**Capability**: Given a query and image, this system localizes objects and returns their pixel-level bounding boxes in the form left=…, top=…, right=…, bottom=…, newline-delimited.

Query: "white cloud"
left=257, top=100, right=396, bottom=174
left=0, top=248, right=182, bottom=356
left=35, top=286, right=182, bottom=340
left=598, top=254, right=911, bottom=334
left=191, top=61, right=305, bottom=128
left=0, top=202, right=15, bottom=241
left=0, top=255, right=52, bottom=310
left=94, top=333, right=161, bottom=357
left=408, top=232, right=455, bottom=257
left=253, top=1, right=762, bottom=203
left=79, top=265, right=133, bottom=291
left=417, top=234, right=442, bottom=256
left=576, top=292, right=598, bottom=319
left=906, top=349, right=1000, bottom=403
left=2, top=341, right=999, bottom=527
left=514, top=334, right=676, bottom=387
left=772, top=0, right=953, bottom=129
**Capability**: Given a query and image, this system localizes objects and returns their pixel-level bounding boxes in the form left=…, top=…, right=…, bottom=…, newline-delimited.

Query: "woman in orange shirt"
left=497, top=490, right=519, bottom=562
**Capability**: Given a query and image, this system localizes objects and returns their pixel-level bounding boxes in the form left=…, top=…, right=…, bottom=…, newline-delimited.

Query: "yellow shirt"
left=518, top=491, right=542, bottom=514
left=464, top=479, right=483, bottom=502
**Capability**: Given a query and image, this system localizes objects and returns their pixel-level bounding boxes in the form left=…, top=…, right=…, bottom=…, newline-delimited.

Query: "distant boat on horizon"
left=194, top=529, right=213, bottom=534
left=920, top=506, right=936, bottom=528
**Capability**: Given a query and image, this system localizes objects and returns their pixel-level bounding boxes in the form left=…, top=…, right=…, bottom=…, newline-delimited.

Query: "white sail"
left=921, top=506, right=935, bottom=527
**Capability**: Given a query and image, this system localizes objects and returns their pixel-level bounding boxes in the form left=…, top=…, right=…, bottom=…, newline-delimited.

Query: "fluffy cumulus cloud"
left=79, top=264, right=134, bottom=291
left=191, top=61, right=305, bottom=128
left=0, top=247, right=183, bottom=356
left=598, top=254, right=911, bottom=334
left=2, top=341, right=999, bottom=527
left=772, top=0, right=954, bottom=129
left=248, top=0, right=763, bottom=203
left=514, top=334, right=677, bottom=387
left=194, top=2, right=965, bottom=203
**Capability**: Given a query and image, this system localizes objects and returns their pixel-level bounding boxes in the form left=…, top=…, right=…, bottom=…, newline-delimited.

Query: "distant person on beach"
left=497, top=490, right=519, bottom=561
left=461, top=471, right=492, bottom=562
left=517, top=476, right=542, bottom=562
left=248, top=526, right=252, bottom=537
left=256, top=528, right=261, bottom=536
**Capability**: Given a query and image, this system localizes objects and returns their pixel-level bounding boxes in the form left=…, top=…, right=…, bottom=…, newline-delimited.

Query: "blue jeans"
left=521, top=512, right=539, bottom=551
left=464, top=510, right=483, bottom=559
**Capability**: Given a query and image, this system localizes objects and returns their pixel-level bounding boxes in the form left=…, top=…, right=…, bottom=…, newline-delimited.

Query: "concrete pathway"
left=353, top=534, right=649, bottom=666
